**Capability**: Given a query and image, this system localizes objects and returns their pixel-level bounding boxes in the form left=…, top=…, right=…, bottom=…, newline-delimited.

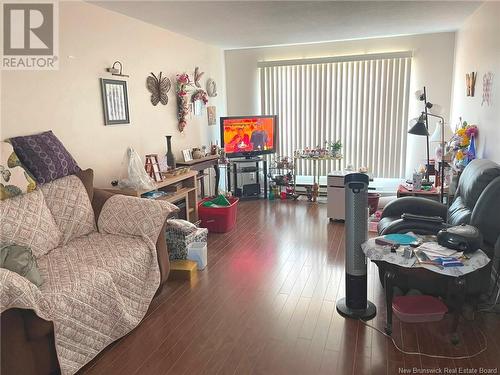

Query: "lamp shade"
left=430, top=121, right=442, bottom=143
left=408, top=114, right=429, bottom=136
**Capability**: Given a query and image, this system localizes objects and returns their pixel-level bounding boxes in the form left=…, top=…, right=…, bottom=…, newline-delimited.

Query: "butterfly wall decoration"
left=146, top=72, right=171, bottom=106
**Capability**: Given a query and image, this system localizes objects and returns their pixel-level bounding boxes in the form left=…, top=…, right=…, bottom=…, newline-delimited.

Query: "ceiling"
left=91, top=1, right=481, bottom=49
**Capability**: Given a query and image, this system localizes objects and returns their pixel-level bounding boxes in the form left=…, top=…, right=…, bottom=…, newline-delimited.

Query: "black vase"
left=165, top=135, right=176, bottom=170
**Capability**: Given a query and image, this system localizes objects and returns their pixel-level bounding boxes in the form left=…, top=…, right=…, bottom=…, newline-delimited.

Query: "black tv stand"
left=227, top=158, right=268, bottom=199
left=235, top=156, right=263, bottom=161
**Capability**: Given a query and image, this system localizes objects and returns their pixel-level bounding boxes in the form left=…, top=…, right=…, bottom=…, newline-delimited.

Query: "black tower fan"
left=336, top=173, right=376, bottom=320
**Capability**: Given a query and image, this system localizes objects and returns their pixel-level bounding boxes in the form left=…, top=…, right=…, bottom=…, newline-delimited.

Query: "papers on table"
left=415, top=242, right=463, bottom=259
left=362, top=237, right=490, bottom=277
left=414, top=242, right=464, bottom=268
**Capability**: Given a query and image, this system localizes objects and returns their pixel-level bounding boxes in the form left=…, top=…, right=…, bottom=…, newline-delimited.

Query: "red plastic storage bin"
left=392, top=295, right=448, bottom=323
left=198, top=197, right=239, bottom=233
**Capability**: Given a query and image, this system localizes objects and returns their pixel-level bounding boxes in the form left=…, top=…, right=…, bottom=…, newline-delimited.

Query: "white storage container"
left=187, top=242, right=207, bottom=270
left=327, top=171, right=349, bottom=221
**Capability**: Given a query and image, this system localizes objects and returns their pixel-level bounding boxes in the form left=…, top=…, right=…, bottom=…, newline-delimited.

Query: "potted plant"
left=327, top=140, right=342, bottom=158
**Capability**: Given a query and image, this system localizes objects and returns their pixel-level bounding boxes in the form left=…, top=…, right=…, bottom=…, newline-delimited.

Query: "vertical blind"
left=259, top=52, right=412, bottom=178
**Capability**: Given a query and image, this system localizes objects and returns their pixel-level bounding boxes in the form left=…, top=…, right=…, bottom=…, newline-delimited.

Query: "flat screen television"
left=220, top=115, right=278, bottom=158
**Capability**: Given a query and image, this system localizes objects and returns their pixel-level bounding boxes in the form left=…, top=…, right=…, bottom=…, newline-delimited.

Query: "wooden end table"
left=397, top=184, right=440, bottom=201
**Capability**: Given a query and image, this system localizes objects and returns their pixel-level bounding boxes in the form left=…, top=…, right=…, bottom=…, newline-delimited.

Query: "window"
left=259, top=52, right=412, bottom=178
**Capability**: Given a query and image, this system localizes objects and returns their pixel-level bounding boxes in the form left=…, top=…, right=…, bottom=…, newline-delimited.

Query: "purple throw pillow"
left=9, top=131, right=81, bottom=184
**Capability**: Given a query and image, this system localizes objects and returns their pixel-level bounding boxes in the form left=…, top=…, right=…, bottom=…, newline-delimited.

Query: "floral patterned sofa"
left=0, top=169, right=177, bottom=375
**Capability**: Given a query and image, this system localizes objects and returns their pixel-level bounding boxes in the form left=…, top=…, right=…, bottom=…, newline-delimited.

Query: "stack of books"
left=414, top=242, right=464, bottom=267
left=142, top=190, right=168, bottom=199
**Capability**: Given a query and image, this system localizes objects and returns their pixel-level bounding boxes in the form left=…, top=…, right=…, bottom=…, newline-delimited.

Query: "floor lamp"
left=408, top=113, right=430, bottom=178
left=415, top=87, right=432, bottom=180
left=408, top=112, right=446, bottom=202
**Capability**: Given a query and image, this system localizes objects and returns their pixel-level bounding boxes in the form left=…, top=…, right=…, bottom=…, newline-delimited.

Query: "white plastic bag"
left=118, top=147, right=156, bottom=190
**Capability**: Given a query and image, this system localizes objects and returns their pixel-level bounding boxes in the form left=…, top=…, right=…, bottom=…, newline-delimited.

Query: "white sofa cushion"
left=40, top=175, right=96, bottom=245
left=0, top=189, right=62, bottom=258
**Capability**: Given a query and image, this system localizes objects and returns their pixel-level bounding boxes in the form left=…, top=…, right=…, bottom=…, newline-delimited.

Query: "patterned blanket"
left=0, top=195, right=177, bottom=375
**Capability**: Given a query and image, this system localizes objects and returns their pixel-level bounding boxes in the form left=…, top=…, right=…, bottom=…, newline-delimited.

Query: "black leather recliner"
left=377, top=159, right=500, bottom=294
left=379, top=159, right=500, bottom=255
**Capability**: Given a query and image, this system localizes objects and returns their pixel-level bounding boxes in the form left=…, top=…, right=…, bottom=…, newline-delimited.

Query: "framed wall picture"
left=182, top=149, right=193, bottom=162
left=207, top=106, right=216, bottom=125
left=100, top=78, right=130, bottom=125
left=193, top=99, right=203, bottom=116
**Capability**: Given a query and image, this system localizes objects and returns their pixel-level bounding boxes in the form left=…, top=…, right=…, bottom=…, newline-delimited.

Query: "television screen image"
left=221, top=115, right=277, bottom=158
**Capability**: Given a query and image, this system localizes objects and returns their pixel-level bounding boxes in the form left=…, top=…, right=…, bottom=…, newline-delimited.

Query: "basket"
left=166, top=222, right=208, bottom=261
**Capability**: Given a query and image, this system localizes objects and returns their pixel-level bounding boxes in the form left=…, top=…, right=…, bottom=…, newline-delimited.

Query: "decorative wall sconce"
left=466, top=72, right=477, bottom=97
left=206, top=78, right=218, bottom=97
left=106, top=61, right=129, bottom=77
left=194, top=66, right=204, bottom=88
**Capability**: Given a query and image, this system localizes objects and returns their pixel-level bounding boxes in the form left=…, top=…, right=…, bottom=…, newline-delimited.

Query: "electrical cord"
left=359, top=319, right=488, bottom=360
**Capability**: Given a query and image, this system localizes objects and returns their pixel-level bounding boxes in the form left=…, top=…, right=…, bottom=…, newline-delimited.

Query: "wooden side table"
left=377, top=261, right=467, bottom=344
left=397, top=184, right=440, bottom=202
left=362, top=238, right=491, bottom=344
left=177, top=155, right=220, bottom=198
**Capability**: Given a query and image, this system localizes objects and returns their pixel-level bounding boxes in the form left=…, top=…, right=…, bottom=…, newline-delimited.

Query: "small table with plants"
left=293, top=155, right=343, bottom=185
left=397, top=184, right=441, bottom=202
left=292, top=140, right=343, bottom=200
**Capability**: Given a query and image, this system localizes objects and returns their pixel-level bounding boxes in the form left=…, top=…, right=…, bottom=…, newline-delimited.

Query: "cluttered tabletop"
left=362, top=233, right=490, bottom=277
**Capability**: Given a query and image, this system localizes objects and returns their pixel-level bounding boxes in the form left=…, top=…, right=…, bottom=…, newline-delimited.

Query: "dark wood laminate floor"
left=80, top=200, right=500, bottom=375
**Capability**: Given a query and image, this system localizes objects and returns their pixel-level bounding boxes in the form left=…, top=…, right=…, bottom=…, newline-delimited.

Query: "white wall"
left=225, top=32, right=456, bottom=178
left=451, top=2, right=500, bottom=163
left=0, top=1, right=226, bottom=187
